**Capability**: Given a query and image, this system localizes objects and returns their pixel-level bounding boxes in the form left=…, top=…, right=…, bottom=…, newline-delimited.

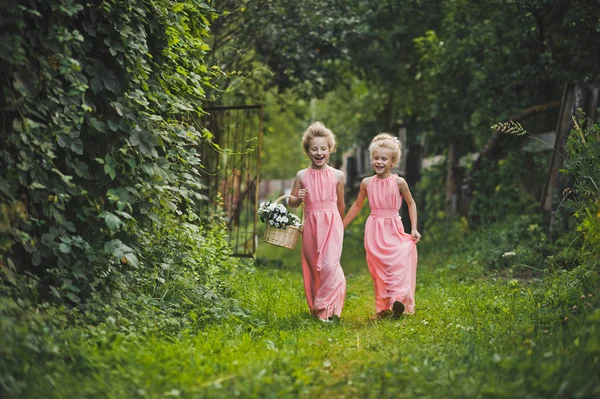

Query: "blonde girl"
left=288, top=122, right=346, bottom=321
left=343, top=133, right=420, bottom=318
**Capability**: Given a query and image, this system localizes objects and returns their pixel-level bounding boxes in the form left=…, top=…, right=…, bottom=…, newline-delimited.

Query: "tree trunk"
left=445, top=143, right=460, bottom=217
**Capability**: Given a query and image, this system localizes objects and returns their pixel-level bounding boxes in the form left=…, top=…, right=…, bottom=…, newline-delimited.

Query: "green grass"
left=3, top=229, right=600, bottom=398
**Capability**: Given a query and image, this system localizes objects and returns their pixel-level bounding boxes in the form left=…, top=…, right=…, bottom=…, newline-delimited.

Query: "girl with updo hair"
left=344, top=133, right=420, bottom=319
left=289, top=122, right=346, bottom=321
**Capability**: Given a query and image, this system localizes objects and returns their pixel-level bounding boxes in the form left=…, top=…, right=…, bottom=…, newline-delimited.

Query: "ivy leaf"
left=104, top=239, right=135, bottom=262
left=124, top=252, right=139, bottom=268
left=111, top=101, right=124, bottom=116
left=59, top=242, right=71, bottom=253
left=49, top=286, right=61, bottom=299
left=104, top=153, right=117, bottom=180
left=114, top=210, right=133, bottom=219
left=89, top=117, right=109, bottom=133
left=81, top=19, right=97, bottom=37
left=71, top=159, right=91, bottom=179
left=0, top=177, right=15, bottom=199
left=107, top=119, right=119, bottom=132
left=66, top=292, right=81, bottom=303
left=89, top=77, right=101, bottom=94
left=130, top=128, right=158, bottom=157
left=100, top=211, right=123, bottom=231
left=70, top=138, right=83, bottom=155
left=63, top=221, right=76, bottom=232
left=57, top=134, right=68, bottom=148
left=100, top=69, right=118, bottom=93
left=104, top=164, right=116, bottom=180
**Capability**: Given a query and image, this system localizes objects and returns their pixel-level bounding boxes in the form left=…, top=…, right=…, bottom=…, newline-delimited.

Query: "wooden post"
left=540, top=84, right=575, bottom=212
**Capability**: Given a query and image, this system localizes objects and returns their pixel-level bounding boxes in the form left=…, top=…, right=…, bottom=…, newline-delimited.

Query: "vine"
left=0, top=0, right=225, bottom=303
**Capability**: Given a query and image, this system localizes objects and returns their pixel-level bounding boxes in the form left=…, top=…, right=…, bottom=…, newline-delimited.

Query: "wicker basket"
left=263, top=195, right=303, bottom=250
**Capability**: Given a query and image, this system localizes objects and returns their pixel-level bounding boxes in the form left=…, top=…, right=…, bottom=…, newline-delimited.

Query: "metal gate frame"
left=197, top=104, right=263, bottom=257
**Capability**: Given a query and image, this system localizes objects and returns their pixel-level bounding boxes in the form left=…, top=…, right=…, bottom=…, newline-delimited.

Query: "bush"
left=469, top=148, right=549, bottom=226
left=564, top=113, right=600, bottom=260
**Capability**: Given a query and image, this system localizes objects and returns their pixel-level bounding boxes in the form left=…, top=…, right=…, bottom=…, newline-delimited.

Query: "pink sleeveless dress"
left=300, top=167, right=346, bottom=319
left=365, top=175, right=418, bottom=314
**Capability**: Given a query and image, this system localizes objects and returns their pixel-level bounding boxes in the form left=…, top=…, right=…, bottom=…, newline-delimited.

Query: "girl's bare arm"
left=335, top=169, right=346, bottom=220
left=343, top=178, right=368, bottom=228
left=398, top=177, right=421, bottom=242
left=288, top=170, right=306, bottom=208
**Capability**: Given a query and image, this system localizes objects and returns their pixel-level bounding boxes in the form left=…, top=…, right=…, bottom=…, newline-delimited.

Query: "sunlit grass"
left=4, top=228, right=599, bottom=399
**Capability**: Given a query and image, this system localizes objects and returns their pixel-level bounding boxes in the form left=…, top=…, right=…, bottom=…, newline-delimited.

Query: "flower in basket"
left=258, top=201, right=302, bottom=229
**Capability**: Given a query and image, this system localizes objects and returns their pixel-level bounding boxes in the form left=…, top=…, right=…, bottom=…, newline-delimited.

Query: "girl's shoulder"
left=395, top=175, right=408, bottom=188
left=330, top=167, right=345, bottom=179
left=361, top=176, right=374, bottom=187
left=295, top=168, right=309, bottom=180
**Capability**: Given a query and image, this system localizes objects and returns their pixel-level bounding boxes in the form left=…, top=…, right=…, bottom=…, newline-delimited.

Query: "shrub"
left=564, top=113, right=600, bottom=259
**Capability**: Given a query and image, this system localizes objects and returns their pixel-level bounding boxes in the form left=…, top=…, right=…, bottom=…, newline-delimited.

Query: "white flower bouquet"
left=258, top=195, right=303, bottom=250
left=257, top=201, right=302, bottom=229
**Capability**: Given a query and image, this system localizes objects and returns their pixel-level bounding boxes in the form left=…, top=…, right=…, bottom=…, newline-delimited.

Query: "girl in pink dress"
left=343, top=133, right=421, bottom=319
left=288, top=122, right=346, bottom=321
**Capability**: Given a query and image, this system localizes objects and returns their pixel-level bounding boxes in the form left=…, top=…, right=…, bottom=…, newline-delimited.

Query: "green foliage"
left=86, top=211, right=244, bottom=334
left=564, top=114, right=600, bottom=258
left=211, top=0, right=600, bottom=188
left=0, top=0, right=224, bottom=303
left=416, top=162, right=447, bottom=228
left=1, top=210, right=248, bottom=396
left=312, top=77, right=390, bottom=150
left=258, top=91, right=311, bottom=180
left=413, top=0, right=600, bottom=152
left=469, top=149, right=549, bottom=225
left=214, top=0, right=359, bottom=98
left=2, top=236, right=599, bottom=398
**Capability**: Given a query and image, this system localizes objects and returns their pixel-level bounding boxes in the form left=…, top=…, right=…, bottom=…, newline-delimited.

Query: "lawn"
left=5, top=226, right=599, bottom=399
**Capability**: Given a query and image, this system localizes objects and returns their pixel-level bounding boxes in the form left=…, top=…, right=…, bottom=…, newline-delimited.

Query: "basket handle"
left=273, top=194, right=304, bottom=225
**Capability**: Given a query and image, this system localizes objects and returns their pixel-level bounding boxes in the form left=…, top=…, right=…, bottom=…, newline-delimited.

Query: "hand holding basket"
left=262, top=195, right=304, bottom=250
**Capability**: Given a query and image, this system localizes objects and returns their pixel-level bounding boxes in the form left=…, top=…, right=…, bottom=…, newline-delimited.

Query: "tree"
left=413, top=0, right=600, bottom=218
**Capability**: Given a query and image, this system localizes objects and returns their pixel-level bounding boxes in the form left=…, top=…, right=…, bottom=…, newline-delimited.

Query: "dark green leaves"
left=96, top=154, right=118, bottom=180
left=130, top=128, right=158, bottom=158
left=99, top=212, right=123, bottom=231
left=104, top=239, right=138, bottom=267
left=1, top=0, right=223, bottom=306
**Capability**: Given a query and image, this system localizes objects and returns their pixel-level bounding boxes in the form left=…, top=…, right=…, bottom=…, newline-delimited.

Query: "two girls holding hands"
left=289, top=123, right=420, bottom=321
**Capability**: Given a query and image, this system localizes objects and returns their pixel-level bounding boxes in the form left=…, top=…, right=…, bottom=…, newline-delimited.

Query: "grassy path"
left=11, top=239, right=600, bottom=398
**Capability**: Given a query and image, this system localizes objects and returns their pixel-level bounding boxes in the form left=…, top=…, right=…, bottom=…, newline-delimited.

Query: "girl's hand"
left=297, top=188, right=308, bottom=202
left=411, top=230, right=421, bottom=243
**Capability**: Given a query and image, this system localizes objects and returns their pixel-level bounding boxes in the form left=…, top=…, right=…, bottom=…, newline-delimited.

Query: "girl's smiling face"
left=307, top=137, right=330, bottom=169
left=371, top=147, right=395, bottom=178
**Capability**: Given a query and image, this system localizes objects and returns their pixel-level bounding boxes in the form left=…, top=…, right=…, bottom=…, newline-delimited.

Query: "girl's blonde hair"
left=369, top=133, right=402, bottom=166
left=302, top=121, right=337, bottom=155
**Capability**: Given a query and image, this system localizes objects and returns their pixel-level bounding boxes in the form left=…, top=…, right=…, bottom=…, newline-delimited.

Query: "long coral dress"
left=364, top=175, right=418, bottom=314
left=300, top=167, right=346, bottom=319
